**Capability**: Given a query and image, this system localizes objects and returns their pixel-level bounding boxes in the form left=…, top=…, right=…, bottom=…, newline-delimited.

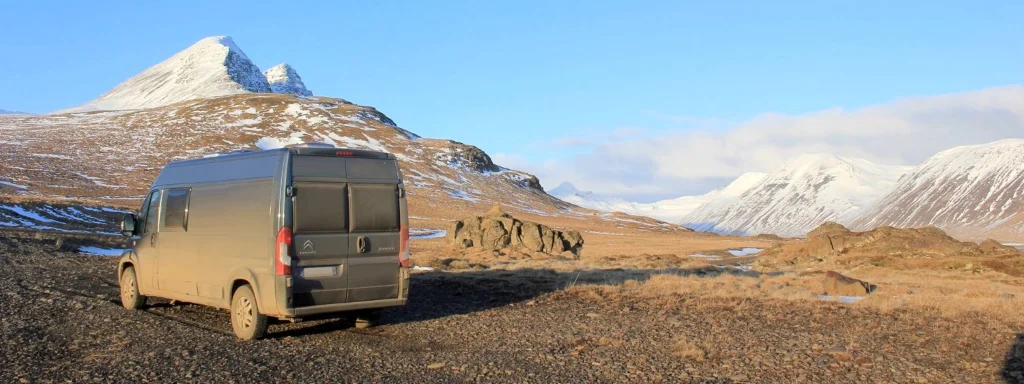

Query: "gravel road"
left=1, top=233, right=1021, bottom=383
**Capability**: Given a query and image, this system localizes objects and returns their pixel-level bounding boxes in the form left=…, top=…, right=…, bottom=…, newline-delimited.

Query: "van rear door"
left=288, top=155, right=402, bottom=307
left=346, top=178, right=401, bottom=302
left=289, top=156, right=351, bottom=307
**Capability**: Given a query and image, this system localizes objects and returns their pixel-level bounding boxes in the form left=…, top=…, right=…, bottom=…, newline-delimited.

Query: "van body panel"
left=124, top=147, right=408, bottom=322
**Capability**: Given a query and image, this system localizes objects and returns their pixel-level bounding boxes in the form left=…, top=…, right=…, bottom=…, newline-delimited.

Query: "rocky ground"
left=1, top=232, right=1022, bottom=383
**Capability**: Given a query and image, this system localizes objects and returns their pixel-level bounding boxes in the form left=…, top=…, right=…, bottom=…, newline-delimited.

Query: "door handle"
left=356, top=236, right=369, bottom=253
left=150, top=233, right=158, bottom=247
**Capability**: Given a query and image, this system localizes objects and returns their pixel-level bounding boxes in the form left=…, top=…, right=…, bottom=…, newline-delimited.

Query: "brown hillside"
left=0, top=94, right=687, bottom=235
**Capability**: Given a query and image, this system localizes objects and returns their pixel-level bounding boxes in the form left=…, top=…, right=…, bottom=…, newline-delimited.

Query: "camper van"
left=117, top=144, right=411, bottom=340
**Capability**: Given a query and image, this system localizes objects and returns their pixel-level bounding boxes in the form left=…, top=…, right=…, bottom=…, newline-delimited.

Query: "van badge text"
left=300, top=240, right=317, bottom=255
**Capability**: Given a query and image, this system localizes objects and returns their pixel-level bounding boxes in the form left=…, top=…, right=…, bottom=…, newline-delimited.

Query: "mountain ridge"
left=851, top=138, right=1024, bottom=241
left=681, top=154, right=912, bottom=237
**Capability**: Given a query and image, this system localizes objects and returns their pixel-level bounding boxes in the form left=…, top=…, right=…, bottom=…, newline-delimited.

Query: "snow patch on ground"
left=448, top=189, right=479, bottom=202
left=79, top=246, right=124, bottom=257
left=255, top=133, right=306, bottom=149
left=0, top=180, right=27, bottom=189
left=33, top=153, right=73, bottom=160
left=0, top=205, right=62, bottom=224
left=410, top=228, right=447, bottom=239
left=818, top=295, right=866, bottom=303
left=328, top=133, right=388, bottom=153
left=726, top=248, right=763, bottom=256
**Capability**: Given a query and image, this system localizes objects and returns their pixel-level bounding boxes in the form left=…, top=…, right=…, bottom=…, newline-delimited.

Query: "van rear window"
left=348, top=184, right=399, bottom=232
left=293, top=182, right=348, bottom=233
left=292, top=156, right=347, bottom=179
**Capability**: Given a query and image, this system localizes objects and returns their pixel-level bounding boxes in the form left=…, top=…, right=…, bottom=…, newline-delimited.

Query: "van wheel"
left=231, top=285, right=268, bottom=340
left=119, top=266, right=146, bottom=310
left=354, top=310, right=381, bottom=329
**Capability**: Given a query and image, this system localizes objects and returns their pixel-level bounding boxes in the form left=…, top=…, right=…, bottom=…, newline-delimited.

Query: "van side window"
left=143, top=191, right=161, bottom=234
left=162, top=188, right=191, bottom=232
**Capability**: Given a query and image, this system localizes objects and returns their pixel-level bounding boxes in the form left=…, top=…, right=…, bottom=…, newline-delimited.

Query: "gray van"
left=117, top=144, right=411, bottom=340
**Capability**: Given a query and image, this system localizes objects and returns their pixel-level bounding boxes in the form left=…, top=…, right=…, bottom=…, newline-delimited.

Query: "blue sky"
left=2, top=1, right=1022, bottom=201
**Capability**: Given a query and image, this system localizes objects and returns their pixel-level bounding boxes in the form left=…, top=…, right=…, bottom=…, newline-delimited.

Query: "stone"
left=823, top=345, right=848, bottom=354
left=519, top=222, right=544, bottom=251
left=823, top=271, right=875, bottom=296
left=427, top=363, right=446, bottom=370
left=448, top=208, right=584, bottom=257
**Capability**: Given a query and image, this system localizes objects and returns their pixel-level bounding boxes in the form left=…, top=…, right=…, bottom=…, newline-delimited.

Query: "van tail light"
left=399, top=225, right=410, bottom=268
left=276, top=226, right=293, bottom=275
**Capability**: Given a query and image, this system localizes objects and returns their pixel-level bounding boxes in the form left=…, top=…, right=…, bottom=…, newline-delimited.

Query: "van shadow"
left=1004, top=333, right=1024, bottom=383
left=270, top=265, right=783, bottom=338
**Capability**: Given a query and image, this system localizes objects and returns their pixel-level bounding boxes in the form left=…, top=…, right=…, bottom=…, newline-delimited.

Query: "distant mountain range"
left=555, top=140, right=1024, bottom=241
left=0, top=109, right=29, bottom=115
left=549, top=172, right=767, bottom=223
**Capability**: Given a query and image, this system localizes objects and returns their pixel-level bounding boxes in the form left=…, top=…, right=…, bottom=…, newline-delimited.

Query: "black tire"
left=354, top=309, right=382, bottom=329
left=231, top=285, right=268, bottom=340
left=119, top=266, right=146, bottom=310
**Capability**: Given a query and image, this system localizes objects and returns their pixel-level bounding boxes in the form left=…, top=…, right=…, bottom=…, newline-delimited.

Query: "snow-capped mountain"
left=264, top=64, right=313, bottom=96
left=56, top=36, right=272, bottom=113
left=550, top=173, right=767, bottom=223
left=852, top=139, right=1024, bottom=242
left=0, top=109, right=28, bottom=115
left=548, top=182, right=595, bottom=199
left=682, top=154, right=912, bottom=237
left=0, top=36, right=684, bottom=234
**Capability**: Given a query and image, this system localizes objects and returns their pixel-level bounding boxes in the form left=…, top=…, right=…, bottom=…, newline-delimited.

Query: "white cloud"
left=508, top=85, right=1024, bottom=202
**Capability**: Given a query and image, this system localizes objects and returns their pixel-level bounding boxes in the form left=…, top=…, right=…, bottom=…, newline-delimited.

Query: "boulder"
left=823, top=271, right=876, bottom=296
left=807, top=222, right=854, bottom=258
left=448, top=206, right=584, bottom=259
left=979, top=239, right=1019, bottom=255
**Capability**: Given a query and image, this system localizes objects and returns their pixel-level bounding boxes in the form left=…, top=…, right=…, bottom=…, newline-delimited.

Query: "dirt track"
left=1, top=233, right=1022, bottom=383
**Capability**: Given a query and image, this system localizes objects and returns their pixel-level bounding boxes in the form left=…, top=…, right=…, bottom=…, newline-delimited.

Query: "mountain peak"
left=55, top=36, right=272, bottom=113
left=549, top=182, right=593, bottom=198
left=265, top=63, right=313, bottom=96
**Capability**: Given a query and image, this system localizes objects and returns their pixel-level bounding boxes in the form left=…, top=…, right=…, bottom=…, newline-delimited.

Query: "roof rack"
left=285, top=142, right=336, bottom=149
left=202, top=149, right=257, bottom=158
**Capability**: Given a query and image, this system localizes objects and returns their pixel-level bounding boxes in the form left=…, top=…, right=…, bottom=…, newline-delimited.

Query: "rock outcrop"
left=822, top=271, right=876, bottom=296
left=447, top=205, right=584, bottom=258
left=806, top=222, right=1014, bottom=259
left=756, top=222, right=1022, bottom=270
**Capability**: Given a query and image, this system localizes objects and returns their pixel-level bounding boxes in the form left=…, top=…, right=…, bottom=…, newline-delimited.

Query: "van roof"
left=168, top=147, right=395, bottom=168
left=152, top=147, right=397, bottom=188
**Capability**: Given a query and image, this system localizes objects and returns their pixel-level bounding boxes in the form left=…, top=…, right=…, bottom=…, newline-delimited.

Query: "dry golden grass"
left=415, top=212, right=1024, bottom=326
left=558, top=267, right=1024, bottom=326
left=671, top=338, right=706, bottom=362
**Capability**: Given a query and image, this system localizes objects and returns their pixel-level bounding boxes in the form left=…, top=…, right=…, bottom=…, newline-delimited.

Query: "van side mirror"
left=121, top=214, right=138, bottom=237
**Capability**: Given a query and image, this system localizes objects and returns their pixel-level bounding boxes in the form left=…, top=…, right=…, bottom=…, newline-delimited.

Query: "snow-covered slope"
left=852, top=139, right=1024, bottom=241
left=264, top=64, right=313, bottom=96
left=550, top=173, right=767, bottom=223
left=56, top=36, right=271, bottom=113
left=682, top=154, right=912, bottom=237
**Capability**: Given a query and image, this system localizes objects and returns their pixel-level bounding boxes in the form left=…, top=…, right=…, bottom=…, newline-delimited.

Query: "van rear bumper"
left=284, top=298, right=407, bottom=318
